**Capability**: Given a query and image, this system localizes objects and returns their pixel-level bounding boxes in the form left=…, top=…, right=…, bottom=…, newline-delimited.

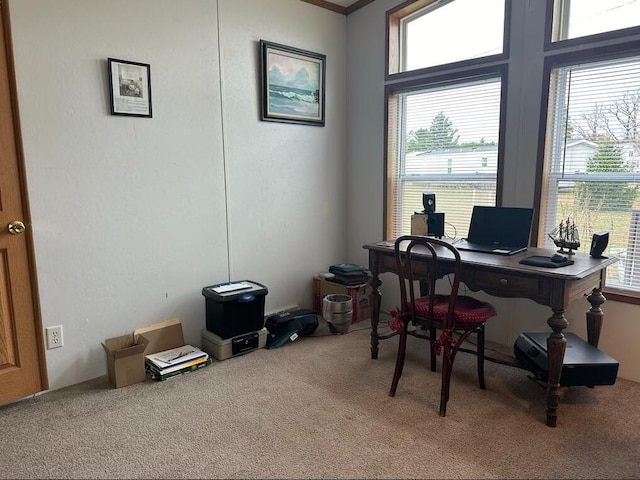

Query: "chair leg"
left=429, top=325, right=437, bottom=372
left=389, top=325, right=408, bottom=397
left=477, top=324, right=486, bottom=390
left=439, top=346, right=452, bottom=417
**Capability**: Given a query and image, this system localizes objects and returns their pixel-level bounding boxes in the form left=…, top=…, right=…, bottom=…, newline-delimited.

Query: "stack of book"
left=145, top=345, right=211, bottom=381
left=327, top=263, right=371, bottom=286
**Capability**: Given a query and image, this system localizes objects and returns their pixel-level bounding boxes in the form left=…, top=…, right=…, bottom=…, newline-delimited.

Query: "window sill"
left=602, top=288, right=640, bottom=306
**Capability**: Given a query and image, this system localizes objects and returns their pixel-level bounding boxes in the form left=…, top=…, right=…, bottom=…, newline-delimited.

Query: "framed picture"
left=108, top=58, right=152, bottom=117
left=260, top=40, right=326, bottom=127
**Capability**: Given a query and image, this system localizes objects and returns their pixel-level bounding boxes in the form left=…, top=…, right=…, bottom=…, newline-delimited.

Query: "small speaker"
left=589, top=231, right=609, bottom=258
left=427, top=212, right=445, bottom=239
left=422, top=192, right=436, bottom=213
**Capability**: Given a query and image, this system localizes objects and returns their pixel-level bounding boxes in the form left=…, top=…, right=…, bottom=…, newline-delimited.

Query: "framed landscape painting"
left=260, top=40, right=326, bottom=127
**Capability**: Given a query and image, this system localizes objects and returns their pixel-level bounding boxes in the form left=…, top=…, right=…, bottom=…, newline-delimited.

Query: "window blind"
left=386, top=76, right=502, bottom=241
left=541, top=55, right=640, bottom=293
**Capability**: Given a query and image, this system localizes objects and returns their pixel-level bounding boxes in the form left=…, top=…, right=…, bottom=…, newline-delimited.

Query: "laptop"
left=456, top=206, right=534, bottom=255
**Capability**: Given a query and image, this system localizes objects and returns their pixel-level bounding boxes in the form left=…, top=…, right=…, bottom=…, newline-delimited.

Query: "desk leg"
left=370, top=271, right=382, bottom=360
left=586, top=287, right=606, bottom=348
left=546, top=308, right=568, bottom=428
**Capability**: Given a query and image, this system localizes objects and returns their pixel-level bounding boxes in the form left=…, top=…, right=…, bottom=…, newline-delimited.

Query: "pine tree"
left=576, top=141, right=637, bottom=212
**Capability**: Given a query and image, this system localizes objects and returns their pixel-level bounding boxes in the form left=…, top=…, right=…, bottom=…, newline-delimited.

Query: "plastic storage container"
left=202, top=280, right=268, bottom=339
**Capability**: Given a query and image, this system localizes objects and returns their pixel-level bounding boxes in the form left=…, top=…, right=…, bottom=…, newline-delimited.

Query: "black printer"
left=514, top=332, right=619, bottom=386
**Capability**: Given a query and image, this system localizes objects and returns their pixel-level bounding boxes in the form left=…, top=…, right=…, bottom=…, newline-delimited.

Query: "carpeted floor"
left=1, top=320, right=639, bottom=479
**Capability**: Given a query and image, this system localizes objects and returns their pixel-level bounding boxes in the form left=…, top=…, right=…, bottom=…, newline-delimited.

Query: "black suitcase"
left=265, top=309, right=318, bottom=349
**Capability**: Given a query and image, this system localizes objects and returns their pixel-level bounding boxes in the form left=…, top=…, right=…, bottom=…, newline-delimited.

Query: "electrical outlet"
left=46, top=325, right=63, bottom=349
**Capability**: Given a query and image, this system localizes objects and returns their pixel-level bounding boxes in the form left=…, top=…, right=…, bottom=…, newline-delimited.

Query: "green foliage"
left=576, top=141, right=638, bottom=212
left=406, top=112, right=460, bottom=152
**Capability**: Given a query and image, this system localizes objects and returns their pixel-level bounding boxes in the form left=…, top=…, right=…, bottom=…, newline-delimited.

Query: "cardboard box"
left=134, top=318, right=185, bottom=355
left=313, top=275, right=371, bottom=323
left=411, top=213, right=428, bottom=235
left=102, top=335, right=149, bottom=388
left=103, top=318, right=187, bottom=389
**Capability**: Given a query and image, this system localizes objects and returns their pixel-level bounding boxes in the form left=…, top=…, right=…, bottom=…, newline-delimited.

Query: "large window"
left=385, top=0, right=507, bottom=241
left=540, top=55, right=640, bottom=294
left=387, top=0, right=506, bottom=76
left=385, top=0, right=640, bottom=300
left=540, top=0, right=640, bottom=298
left=386, top=75, right=503, bottom=240
left=551, top=0, right=640, bottom=42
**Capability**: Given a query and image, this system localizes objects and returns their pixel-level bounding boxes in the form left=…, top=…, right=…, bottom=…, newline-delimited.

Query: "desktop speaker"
left=427, top=212, right=445, bottom=239
left=590, top=231, right=609, bottom=258
left=422, top=192, right=436, bottom=213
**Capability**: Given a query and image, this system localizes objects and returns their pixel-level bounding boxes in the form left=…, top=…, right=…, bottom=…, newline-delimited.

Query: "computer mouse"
left=551, top=253, right=567, bottom=263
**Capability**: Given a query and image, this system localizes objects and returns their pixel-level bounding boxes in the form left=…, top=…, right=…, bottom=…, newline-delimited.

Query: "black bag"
left=265, top=309, right=319, bottom=348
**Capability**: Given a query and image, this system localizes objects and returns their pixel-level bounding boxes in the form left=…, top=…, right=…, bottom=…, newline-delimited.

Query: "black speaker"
left=422, top=192, right=436, bottom=213
left=590, top=231, right=609, bottom=258
left=427, top=212, right=445, bottom=238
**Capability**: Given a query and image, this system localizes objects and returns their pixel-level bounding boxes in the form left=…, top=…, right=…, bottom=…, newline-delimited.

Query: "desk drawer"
left=469, top=270, right=540, bottom=297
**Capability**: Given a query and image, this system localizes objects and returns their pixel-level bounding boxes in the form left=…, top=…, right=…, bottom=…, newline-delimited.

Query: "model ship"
left=548, top=217, right=580, bottom=255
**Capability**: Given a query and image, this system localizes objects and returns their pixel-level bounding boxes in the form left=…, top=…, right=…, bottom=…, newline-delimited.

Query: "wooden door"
left=0, top=0, right=47, bottom=405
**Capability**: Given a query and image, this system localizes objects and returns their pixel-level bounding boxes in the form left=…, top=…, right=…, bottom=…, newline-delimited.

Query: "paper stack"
left=145, top=345, right=211, bottom=381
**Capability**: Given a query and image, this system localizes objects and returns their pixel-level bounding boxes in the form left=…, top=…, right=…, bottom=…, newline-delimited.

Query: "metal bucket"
left=322, top=294, right=353, bottom=334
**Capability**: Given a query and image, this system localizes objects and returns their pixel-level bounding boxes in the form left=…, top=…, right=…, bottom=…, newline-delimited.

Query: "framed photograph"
left=260, top=40, right=325, bottom=127
left=108, top=58, right=152, bottom=117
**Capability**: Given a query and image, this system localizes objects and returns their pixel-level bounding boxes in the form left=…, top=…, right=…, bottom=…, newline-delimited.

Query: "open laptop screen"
left=466, top=206, right=534, bottom=249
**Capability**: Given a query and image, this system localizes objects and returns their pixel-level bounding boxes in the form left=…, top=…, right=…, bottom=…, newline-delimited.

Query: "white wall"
left=346, top=0, right=640, bottom=383
left=9, top=0, right=347, bottom=391
left=217, top=0, right=347, bottom=304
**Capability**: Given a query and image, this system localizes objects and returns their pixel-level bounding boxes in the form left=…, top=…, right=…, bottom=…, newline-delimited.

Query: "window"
left=385, top=0, right=507, bottom=241
left=385, top=0, right=640, bottom=300
left=551, top=0, right=640, bottom=43
left=540, top=54, right=640, bottom=294
left=387, top=0, right=506, bottom=76
left=386, top=74, right=503, bottom=240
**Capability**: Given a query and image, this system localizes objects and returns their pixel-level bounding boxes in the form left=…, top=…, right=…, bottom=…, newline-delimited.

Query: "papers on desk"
left=376, top=240, right=395, bottom=247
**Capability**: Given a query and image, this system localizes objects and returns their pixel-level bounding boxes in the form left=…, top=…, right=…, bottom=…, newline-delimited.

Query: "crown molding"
left=300, top=0, right=375, bottom=16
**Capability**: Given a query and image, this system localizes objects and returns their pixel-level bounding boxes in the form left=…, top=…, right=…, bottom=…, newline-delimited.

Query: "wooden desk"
left=363, top=241, right=618, bottom=427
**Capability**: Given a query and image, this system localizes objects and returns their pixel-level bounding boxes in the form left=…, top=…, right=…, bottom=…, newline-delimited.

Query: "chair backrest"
left=394, top=235, right=462, bottom=330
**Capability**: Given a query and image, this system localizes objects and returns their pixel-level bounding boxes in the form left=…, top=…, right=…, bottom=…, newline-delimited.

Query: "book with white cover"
left=145, top=345, right=207, bottom=370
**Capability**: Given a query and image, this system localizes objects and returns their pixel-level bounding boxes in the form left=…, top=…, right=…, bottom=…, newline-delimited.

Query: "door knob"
left=7, top=220, right=26, bottom=235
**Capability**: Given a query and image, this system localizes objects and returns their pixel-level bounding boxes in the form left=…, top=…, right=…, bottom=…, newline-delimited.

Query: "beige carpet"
left=1, top=319, right=639, bottom=479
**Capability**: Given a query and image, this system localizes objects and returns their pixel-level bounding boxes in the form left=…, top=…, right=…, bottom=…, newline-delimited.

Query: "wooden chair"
left=389, top=235, right=497, bottom=416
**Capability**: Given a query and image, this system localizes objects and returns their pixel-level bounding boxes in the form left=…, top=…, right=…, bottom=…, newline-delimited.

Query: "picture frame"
left=260, top=40, right=326, bottom=127
left=108, top=58, right=152, bottom=118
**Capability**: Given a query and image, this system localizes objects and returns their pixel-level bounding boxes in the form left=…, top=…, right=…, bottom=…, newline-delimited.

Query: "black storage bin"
left=202, top=281, right=268, bottom=339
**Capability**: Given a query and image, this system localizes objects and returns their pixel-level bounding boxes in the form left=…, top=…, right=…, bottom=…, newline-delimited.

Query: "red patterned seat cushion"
left=414, top=294, right=496, bottom=325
